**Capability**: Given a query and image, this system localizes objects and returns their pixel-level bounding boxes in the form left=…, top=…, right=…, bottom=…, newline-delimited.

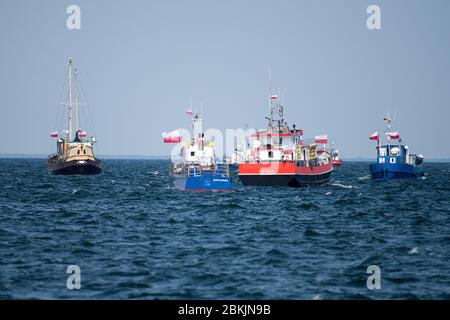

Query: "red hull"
left=332, top=159, right=343, bottom=166
left=238, top=162, right=333, bottom=186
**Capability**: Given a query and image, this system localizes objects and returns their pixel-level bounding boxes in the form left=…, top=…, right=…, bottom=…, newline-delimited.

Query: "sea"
left=0, top=159, right=449, bottom=299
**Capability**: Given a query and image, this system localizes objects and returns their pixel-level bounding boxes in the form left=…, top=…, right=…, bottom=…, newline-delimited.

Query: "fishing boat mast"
left=74, top=67, right=79, bottom=132
left=68, top=58, right=73, bottom=142
left=383, top=113, right=398, bottom=144
left=384, top=114, right=392, bottom=135
left=269, top=67, right=272, bottom=116
left=192, top=113, right=202, bottom=144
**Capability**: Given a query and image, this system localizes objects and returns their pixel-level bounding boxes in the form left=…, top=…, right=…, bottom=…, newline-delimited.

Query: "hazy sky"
left=1, top=0, right=449, bottom=158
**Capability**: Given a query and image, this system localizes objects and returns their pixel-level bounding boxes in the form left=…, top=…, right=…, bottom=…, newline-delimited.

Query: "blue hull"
left=369, top=163, right=424, bottom=180
left=171, top=174, right=233, bottom=192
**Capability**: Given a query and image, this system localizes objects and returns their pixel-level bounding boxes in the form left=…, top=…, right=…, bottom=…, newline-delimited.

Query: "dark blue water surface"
left=1, top=159, right=450, bottom=299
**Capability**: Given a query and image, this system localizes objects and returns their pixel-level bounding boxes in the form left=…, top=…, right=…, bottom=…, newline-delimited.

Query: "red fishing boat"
left=238, top=95, right=333, bottom=187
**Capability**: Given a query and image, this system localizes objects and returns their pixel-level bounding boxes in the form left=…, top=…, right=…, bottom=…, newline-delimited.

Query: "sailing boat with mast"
left=47, top=58, right=102, bottom=175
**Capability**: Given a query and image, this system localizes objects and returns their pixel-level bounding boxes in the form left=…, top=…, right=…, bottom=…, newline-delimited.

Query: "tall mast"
left=384, top=114, right=392, bottom=141
left=269, top=67, right=273, bottom=121
left=74, top=67, right=79, bottom=133
left=68, top=58, right=73, bottom=142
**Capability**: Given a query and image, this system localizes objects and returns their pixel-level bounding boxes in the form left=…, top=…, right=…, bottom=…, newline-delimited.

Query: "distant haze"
left=1, top=0, right=449, bottom=159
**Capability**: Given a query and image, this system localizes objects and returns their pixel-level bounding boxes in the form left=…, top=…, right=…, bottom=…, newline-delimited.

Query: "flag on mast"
left=369, top=132, right=379, bottom=140
left=162, top=130, right=181, bottom=143
left=386, top=131, right=400, bottom=140
left=314, top=134, right=328, bottom=144
left=50, top=131, right=58, bottom=138
left=270, top=95, right=278, bottom=100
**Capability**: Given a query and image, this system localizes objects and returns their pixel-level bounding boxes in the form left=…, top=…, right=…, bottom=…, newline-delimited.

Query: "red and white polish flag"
left=270, top=95, right=278, bottom=100
left=369, top=132, right=379, bottom=140
left=185, top=109, right=193, bottom=116
left=387, top=131, right=400, bottom=139
left=79, top=131, right=87, bottom=138
left=50, top=131, right=58, bottom=138
left=162, top=130, right=181, bottom=143
left=314, top=134, right=328, bottom=144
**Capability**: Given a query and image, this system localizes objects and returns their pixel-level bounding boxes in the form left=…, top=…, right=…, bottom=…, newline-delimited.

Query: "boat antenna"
left=269, top=66, right=272, bottom=97
left=383, top=112, right=394, bottom=143
left=269, top=66, right=273, bottom=122
left=383, top=113, right=392, bottom=132
left=280, top=88, right=283, bottom=107
left=278, top=88, right=284, bottom=119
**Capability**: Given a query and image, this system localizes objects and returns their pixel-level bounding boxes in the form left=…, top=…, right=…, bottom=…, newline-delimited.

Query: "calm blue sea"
left=0, top=159, right=450, bottom=299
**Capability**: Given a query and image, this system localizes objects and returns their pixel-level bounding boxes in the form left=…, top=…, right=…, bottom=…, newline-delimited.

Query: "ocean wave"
left=304, top=228, right=320, bottom=237
left=332, top=183, right=358, bottom=189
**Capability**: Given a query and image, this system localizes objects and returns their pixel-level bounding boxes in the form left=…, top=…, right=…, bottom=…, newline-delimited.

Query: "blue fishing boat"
left=369, top=114, right=424, bottom=179
left=163, top=110, right=232, bottom=192
left=170, top=163, right=232, bottom=192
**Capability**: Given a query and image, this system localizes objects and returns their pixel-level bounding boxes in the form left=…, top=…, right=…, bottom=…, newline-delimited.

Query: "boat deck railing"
left=171, top=163, right=230, bottom=178
left=298, top=138, right=316, bottom=146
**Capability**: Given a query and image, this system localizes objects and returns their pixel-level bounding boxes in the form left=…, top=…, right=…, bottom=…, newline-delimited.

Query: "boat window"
left=83, top=150, right=86, bottom=154
left=191, top=151, right=195, bottom=156
left=268, top=151, right=273, bottom=158
left=390, top=147, right=399, bottom=156
left=390, top=157, right=396, bottom=164
left=77, top=150, right=80, bottom=155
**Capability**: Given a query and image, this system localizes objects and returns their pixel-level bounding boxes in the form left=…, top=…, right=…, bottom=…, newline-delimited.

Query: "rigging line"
left=81, top=103, right=88, bottom=132
left=53, top=71, right=69, bottom=131
left=75, top=75, right=88, bottom=133
left=54, top=90, right=69, bottom=138
left=81, top=106, right=88, bottom=135
left=78, top=74, right=96, bottom=137
left=78, top=78, right=90, bottom=131
left=57, top=91, right=70, bottom=135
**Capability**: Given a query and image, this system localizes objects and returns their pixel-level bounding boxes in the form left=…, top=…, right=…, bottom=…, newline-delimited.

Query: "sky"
left=0, top=0, right=449, bottom=159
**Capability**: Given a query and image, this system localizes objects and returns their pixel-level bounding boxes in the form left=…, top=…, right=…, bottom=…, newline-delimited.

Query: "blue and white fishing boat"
left=163, top=110, right=232, bottom=192
left=369, top=114, right=424, bottom=179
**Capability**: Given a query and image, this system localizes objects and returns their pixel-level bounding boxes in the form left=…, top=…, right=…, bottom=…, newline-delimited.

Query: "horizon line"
left=1, top=153, right=450, bottom=162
